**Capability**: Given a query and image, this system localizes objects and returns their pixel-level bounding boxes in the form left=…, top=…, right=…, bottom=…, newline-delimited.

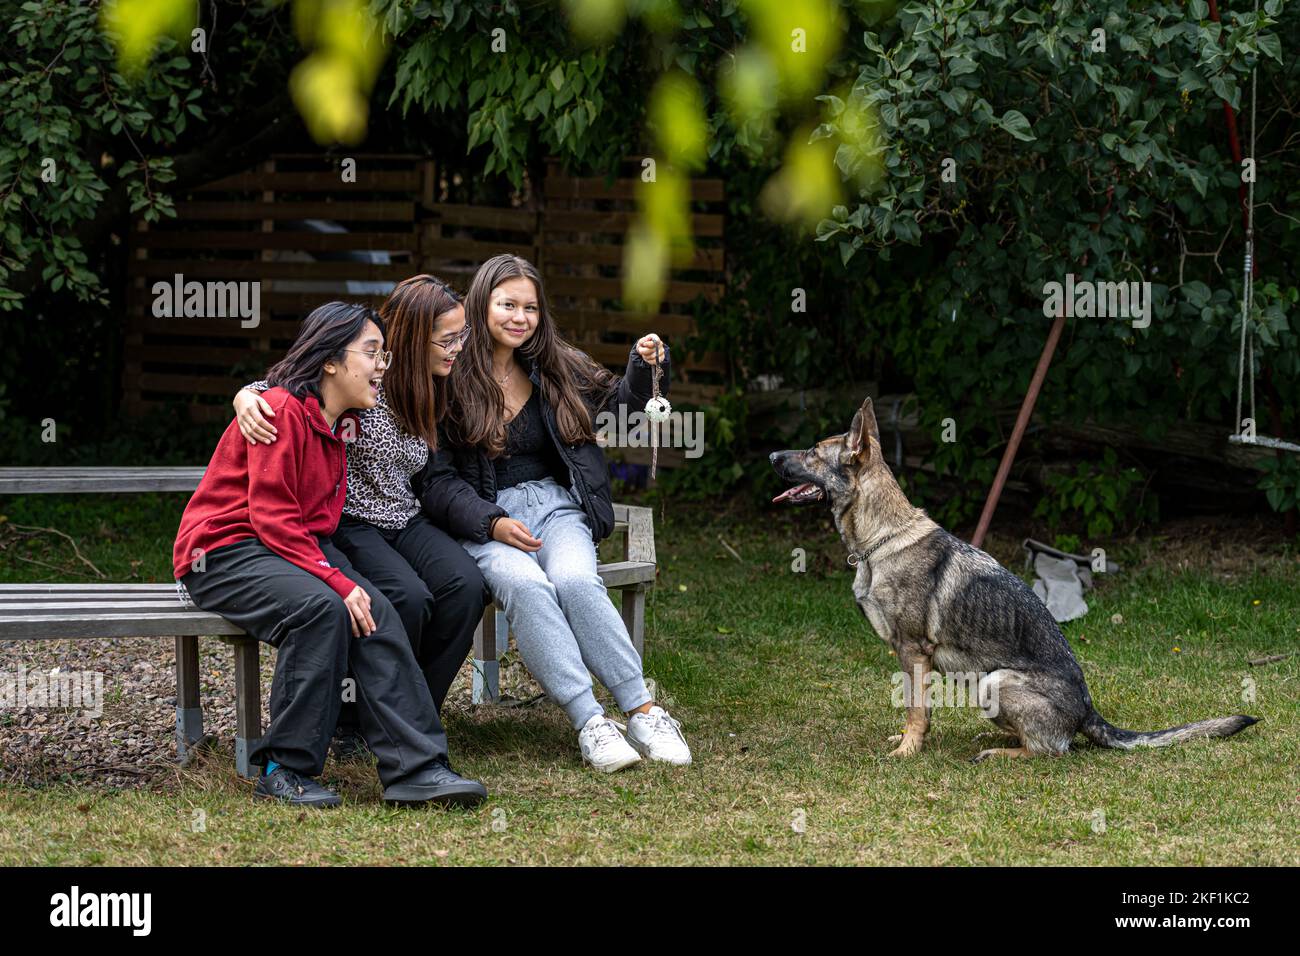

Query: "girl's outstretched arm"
left=595, top=337, right=671, bottom=418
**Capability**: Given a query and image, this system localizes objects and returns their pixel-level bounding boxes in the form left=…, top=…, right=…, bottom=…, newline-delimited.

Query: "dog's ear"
left=846, top=397, right=881, bottom=462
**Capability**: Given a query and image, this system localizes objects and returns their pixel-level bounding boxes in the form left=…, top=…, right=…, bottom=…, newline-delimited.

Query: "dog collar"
left=847, top=534, right=896, bottom=567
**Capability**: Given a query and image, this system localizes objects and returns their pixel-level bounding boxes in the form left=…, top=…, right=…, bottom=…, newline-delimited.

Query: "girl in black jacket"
left=417, top=254, right=692, bottom=772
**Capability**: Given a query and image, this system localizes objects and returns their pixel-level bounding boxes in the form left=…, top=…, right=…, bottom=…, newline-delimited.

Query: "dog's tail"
left=1081, top=709, right=1259, bottom=750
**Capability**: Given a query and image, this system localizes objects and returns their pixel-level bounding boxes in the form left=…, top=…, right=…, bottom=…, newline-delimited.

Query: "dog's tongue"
left=773, top=483, right=813, bottom=503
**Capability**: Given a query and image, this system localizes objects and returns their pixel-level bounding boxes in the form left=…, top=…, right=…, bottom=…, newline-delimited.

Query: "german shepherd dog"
left=770, top=397, right=1259, bottom=762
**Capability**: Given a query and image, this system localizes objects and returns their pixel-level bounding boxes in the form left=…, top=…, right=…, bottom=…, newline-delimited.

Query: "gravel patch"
left=0, top=634, right=544, bottom=791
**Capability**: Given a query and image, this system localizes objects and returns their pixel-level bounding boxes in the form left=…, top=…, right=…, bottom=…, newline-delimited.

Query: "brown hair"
left=444, top=254, right=617, bottom=456
left=378, top=274, right=461, bottom=449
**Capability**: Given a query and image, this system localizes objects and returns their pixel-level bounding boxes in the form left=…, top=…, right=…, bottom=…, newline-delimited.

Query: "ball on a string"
left=645, top=396, right=672, bottom=422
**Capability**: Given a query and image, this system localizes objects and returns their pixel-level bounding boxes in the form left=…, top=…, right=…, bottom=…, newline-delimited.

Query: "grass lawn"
left=0, top=492, right=1296, bottom=865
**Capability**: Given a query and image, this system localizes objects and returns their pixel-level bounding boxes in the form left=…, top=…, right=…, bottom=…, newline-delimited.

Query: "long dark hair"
left=265, top=302, right=384, bottom=402
left=379, top=274, right=460, bottom=450
left=445, top=254, right=617, bottom=456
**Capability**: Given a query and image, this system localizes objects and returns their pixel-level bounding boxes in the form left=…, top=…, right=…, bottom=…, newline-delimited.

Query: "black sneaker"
left=382, top=758, right=488, bottom=808
left=254, top=766, right=343, bottom=807
left=329, top=728, right=372, bottom=761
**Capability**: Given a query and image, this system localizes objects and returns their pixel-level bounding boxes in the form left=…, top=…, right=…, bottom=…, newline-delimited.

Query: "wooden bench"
left=0, top=467, right=656, bottom=778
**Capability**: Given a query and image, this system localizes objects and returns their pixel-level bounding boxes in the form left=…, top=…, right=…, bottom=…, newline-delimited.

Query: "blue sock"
left=264, top=760, right=279, bottom=777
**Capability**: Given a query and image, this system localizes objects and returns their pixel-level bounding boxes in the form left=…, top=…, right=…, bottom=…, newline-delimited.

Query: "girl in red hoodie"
left=174, top=302, right=486, bottom=808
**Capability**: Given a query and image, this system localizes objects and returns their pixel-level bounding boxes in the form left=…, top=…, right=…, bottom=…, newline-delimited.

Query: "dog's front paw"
left=886, top=733, right=903, bottom=745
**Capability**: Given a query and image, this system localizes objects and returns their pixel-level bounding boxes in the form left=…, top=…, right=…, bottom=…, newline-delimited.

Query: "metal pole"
left=970, top=311, right=1066, bottom=549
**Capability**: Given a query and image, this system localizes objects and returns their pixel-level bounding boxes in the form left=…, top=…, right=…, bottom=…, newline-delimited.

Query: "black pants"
left=181, top=537, right=448, bottom=785
left=330, top=512, right=487, bottom=717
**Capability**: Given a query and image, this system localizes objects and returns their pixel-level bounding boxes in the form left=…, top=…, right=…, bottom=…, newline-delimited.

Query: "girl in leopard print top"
left=232, top=275, right=484, bottom=752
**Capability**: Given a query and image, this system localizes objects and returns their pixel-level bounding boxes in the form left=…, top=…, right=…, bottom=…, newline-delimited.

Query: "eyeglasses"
left=431, top=327, right=471, bottom=351
left=344, top=348, right=392, bottom=368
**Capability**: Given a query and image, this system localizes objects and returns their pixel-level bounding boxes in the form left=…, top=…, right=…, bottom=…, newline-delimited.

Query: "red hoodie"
left=173, top=387, right=361, bottom=599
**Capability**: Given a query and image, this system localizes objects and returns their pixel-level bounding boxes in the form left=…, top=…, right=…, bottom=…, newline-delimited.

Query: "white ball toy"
left=645, top=396, right=672, bottom=423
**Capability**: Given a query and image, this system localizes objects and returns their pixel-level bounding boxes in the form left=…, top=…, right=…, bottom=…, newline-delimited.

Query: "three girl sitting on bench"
left=175, top=255, right=690, bottom=807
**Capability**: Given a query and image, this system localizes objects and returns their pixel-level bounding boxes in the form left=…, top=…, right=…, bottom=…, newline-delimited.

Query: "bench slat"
left=0, top=612, right=244, bottom=639
left=0, top=468, right=208, bottom=494
left=0, top=563, right=653, bottom=599
left=591, top=561, right=657, bottom=588
left=623, top=505, right=657, bottom=565
left=0, top=583, right=179, bottom=591
left=0, top=598, right=176, bottom=605
left=2, top=601, right=203, bottom=611
left=0, top=587, right=182, bottom=603
left=0, top=565, right=654, bottom=639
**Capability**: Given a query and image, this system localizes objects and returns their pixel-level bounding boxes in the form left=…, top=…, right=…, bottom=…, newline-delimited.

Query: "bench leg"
left=232, top=639, right=262, bottom=779
left=621, top=585, right=646, bottom=660
left=472, top=603, right=501, bottom=704
left=174, top=635, right=205, bottom=763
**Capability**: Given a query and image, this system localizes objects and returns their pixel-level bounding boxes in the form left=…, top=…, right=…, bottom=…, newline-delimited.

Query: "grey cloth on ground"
left=1030, top=552, right=1092, bottom=623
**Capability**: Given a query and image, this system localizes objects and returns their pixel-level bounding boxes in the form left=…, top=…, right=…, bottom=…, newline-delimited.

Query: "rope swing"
left=1226, top=0, right=1300, bottom=454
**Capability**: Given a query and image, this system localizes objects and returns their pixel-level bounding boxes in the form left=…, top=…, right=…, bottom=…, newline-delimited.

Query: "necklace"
left=495, top=360, right=513, bottom=387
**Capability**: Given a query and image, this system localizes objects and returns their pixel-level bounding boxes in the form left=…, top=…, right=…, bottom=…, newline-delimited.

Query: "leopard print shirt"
left=244, top=380, right=427, bottom=530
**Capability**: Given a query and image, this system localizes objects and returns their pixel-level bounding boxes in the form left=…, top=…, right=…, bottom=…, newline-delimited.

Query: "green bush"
left=1033, top=448, right=1158, bottom=539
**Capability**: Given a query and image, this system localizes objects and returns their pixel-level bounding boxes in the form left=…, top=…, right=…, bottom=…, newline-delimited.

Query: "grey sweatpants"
left=459, top=478, right=651, bottom=728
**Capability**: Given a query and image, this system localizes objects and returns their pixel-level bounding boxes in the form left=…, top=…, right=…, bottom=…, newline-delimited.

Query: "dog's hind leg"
left=888, top=649, right=932, bottom=757
left=973, top=729, right=1021, bottom=744
left=971, top=746, right=1032, bottom=763
left=973, top=669, right=1073, bottom=763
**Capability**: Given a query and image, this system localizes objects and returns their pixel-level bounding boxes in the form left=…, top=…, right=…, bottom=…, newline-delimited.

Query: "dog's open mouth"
left=772, top=482, right=824, bottom=504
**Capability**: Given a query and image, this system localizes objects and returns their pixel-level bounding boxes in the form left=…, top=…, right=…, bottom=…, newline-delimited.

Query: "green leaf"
left=893, top=216, right=920, bottom=243
left=1117, top=142, right=1148, bottom=168
left=815, top=218, right=844, bottom=241
left=1208, top=72, right=1235, bottom=106
left=938, top=89, right=965, bottom=113
left=999, top=110, right=1035, bottom=141
left=1105, top=84, right=1137, bottom=116
left=1257, top=33, right=1282, bottom=63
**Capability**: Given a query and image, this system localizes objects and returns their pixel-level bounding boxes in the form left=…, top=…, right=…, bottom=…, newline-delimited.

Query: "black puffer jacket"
left=415, top=345, right=670, bottom=543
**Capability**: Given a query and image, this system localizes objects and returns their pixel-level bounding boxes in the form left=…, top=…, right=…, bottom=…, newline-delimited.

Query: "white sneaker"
left=626, top=705, right=692, bottom=766
left=578, top=714, right=641, bottom=773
